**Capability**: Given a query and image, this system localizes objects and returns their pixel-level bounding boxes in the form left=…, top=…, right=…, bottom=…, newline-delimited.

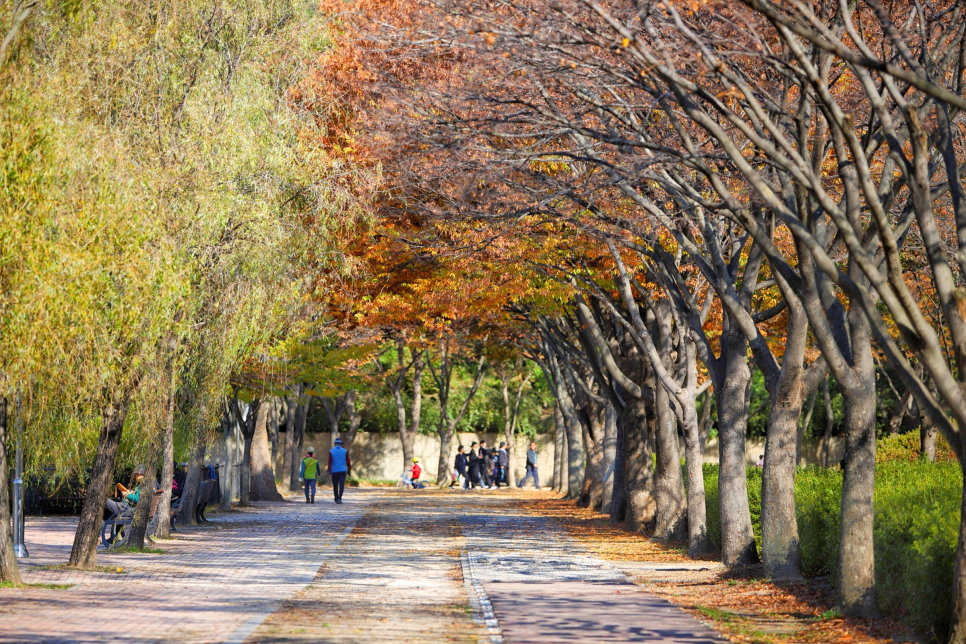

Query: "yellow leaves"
left=621, top=37, right=631, bottom=48
left=716, top=86, right=744, bottom=102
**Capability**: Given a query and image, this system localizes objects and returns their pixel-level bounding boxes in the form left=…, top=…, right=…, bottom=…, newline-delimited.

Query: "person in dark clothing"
left=454, top=446, right=469, bottom=489
left=479, top=441, right=493, bottom=489
left=467, top=442, right=482, bottom=489
left=518, top=441, right=540, bottom=488
left=496, top=442, right=510, bottom=487
left=172, top=462, right=187, bottom=501
left=328, top=438, right=352, bottom=503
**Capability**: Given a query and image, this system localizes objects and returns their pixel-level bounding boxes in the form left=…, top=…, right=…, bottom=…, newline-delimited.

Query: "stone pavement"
left=0, top=493, right=372, bottom=643
left=460, top=498, right=725, bottom=644
left=0, top=488, right=729, bottom=644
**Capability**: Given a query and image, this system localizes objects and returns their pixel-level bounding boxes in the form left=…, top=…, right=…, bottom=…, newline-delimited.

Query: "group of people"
left=452, top=440, right=540, bottom=490
left=104, top=462, right=187, bottom=519
left=298, top=438, right=351, bottom=504
left=298, top=437, right=541, bottom=500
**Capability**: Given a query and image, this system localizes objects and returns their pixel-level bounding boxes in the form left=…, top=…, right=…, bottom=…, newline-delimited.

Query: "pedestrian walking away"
left=467, top=442, right=482, bottom=489
left=518, top=441, right=540, bottom=489
left=454, top=445, right=469, bottom=489
left=299, top=448, right=321, bottom=503
left=478, top=440, right=493, bottom=488
left=496, top=442, right=509, bottom=487
left=328, top=438, right=352, bottom=503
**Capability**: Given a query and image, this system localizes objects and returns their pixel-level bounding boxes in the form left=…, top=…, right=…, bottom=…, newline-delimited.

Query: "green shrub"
left=702, top=459, right=963, bottom=637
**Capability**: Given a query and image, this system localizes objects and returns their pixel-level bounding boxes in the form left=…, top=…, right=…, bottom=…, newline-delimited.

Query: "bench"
left=37, top=496, right=84, bottom=515
left=169, top=479, right=216, bottom=527
left=193, top=480, right=217, bottom=524
left=100, top=495, right=177, bottom=549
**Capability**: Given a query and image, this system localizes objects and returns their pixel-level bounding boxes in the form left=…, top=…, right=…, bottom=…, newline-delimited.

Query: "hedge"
left=703, top=459, right=963, bottom=637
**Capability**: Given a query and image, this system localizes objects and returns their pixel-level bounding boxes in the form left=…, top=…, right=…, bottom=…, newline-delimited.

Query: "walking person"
left=328, top=438, right=352, bottom=504
left=299, top=447, right=321, bottom=503
left=478, top=440, right=493, bottom=489
left=496, top=442, right=509, bottom=487
left=518, top=441, right=540, bottom=489
left=454, top=446, right=469, bottom=489
left=467, top=442, right=482, bottom=489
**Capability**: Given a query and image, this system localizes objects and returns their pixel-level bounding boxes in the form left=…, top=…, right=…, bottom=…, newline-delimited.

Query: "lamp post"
left=13, top=393, right=27, bottom=558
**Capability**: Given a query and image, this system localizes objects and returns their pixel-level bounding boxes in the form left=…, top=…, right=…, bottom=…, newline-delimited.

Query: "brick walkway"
left=1, top=489, right=729, bottom=643
left=0, top=493, right=372, bottom=643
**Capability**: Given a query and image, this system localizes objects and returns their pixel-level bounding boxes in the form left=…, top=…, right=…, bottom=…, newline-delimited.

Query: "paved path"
left=0, top=489, right=727, bottom=643
left=1, top=494, right=371, bottom=643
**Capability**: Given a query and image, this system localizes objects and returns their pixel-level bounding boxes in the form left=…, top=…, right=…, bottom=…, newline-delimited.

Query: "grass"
left=38, top=564, right=128, bottom=573
left=108, top=546, right=166, bottom=554
left=697, top=606, right=744, bottom=623
left=813, top=609, right=844, bottom=621
left=0, top=581, right=73, bottom=590
left=346, top=477, right=397, bottom=487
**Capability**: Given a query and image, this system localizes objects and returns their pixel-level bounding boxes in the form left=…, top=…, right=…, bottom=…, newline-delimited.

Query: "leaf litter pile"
left=521, top=496, right=924, bottom=644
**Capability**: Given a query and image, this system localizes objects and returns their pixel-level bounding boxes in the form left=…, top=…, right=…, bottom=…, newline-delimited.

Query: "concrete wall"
left=207, top=431, right=846, bottom=495
left=295, top=432, right=556, bottom=483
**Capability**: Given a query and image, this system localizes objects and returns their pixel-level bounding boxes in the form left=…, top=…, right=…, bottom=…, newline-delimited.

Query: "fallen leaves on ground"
left=520, top=496, right=924, bottom=644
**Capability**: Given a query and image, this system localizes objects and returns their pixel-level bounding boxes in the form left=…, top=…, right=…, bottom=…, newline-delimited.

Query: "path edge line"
left=219, top=524, right=355, bottom=644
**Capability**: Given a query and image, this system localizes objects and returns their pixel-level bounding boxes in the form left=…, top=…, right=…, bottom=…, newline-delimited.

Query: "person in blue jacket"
left=328, top=438, right=352, bottom=504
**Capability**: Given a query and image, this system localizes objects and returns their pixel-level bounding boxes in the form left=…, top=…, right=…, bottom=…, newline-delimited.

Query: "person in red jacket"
left=410, top=458, right=425, bottom=489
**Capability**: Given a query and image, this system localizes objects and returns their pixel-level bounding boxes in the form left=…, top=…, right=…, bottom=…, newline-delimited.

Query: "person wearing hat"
left=300, top=448, right=322, bottom=503
left=410, top=457, right=425, bottom=489
left=327, top=438, right=352, bottom=504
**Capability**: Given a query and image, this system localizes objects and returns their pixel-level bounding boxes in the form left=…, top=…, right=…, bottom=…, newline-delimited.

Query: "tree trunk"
left=797, top=386, right=819, bottom=465
left=69, top=398, right=130, bottom=569
left=600, top=403, right=618, bottom=514
left=761, top=372, right=805, bottom=580
left=678, top=339, right=711, bottom=556
left=621, top=397, right=655, bottom=532
left=178, top=438, right=207, bottom=526
left=653, top=379, right=687, bottom=540
left=822, top=378, right=834, bottom=467
left=240, top=426, right=253, bottom=506
left=565, top=410, right=586, bottom=501
left=281, top=386, right=299, bottom=491
left=838, top=337, right=879, bottom=617
left=217, top=411, right=235, bottom=512
left=289, top=393, right=307, bottom=492
left=609, top=400, right=626, bottom=520
left=249, top=402, right=284, bottom=502
left=556, top=381, right=586, bottom=500
left=155, top=364, right=178, bottom=536
left=126, top=447, right=158, bottom=549
left=581, top=416, right=604, bottom=509
left=269, top=399, right=280, bottom=470
left=716, top=331, right=759, bottom=566
left=552, top=402, right=565, bottom=493
left=920, top=391, right=937, bottom=462
left=0, top=398, right=22, bottom=584
left=698, top=389, right=713, bottom=447
left=392, top=384, right=414, bottom=472
left=410, top=352, right=425, bottom=468
left=343, top=390, right=362, bottom=450
left=501, top=374, right=516, bottom=489
left=439, top=419, right=457, bottom=486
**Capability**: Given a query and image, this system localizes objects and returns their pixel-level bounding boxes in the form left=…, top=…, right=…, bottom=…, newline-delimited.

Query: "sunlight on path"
left=0, top=493, right=372, bottom=643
